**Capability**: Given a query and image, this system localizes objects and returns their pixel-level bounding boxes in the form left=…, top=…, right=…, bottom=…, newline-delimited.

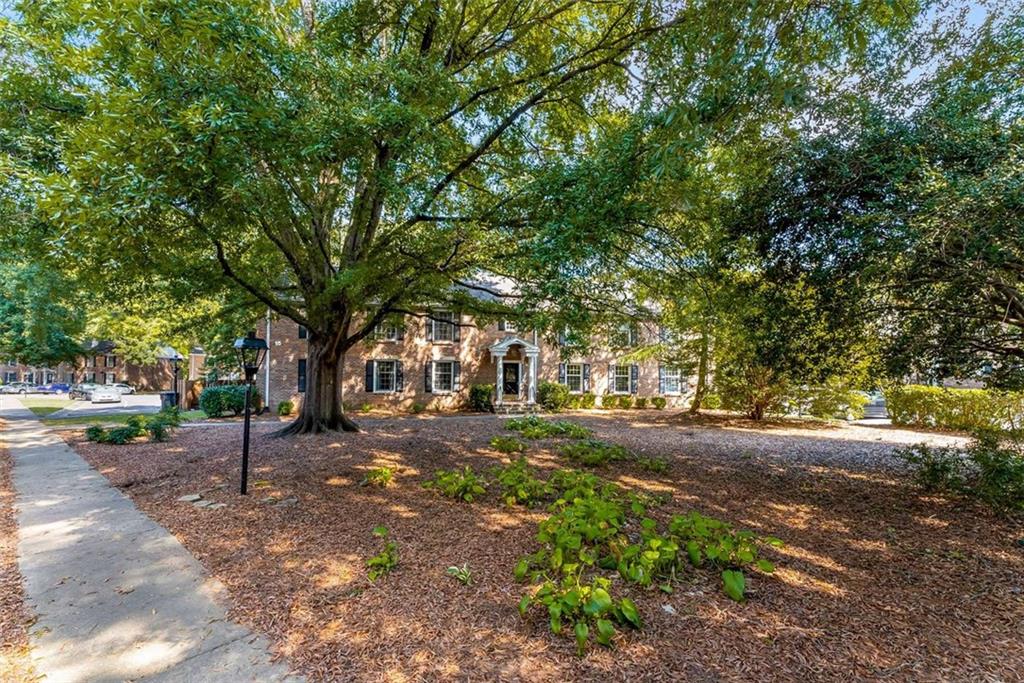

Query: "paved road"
left=45, top=393, right=164, bottom=419
left=0, top=397, right=301, bottom=682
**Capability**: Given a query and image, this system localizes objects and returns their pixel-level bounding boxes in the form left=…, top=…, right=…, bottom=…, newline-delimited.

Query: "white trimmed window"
left=662, top=366, right=682, bottom=395
left=3, top=372, right=16, bottom=383
left=433, top=360, right=454, bottom=392
left=612, top=365, right=631, bottom=394
left=105, top=373, right=117, bottom=385
left=105, top=355, right=117, bottom=368
left=431, top=311, right=456, bottom=342
left=86, top=372, right=97, bottom=383
left=374, top=360, right=398, bottom=393
left=375, top=321, right=402, bottom=341
left=85, top=356, right=95, bottom=367
left=566, top=363, right=583, bottom=393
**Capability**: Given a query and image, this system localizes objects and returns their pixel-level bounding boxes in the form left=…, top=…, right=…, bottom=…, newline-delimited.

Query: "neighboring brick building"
left=257, top=313, right=696, bottom=414
left=0, top=359, right=76, bottom=386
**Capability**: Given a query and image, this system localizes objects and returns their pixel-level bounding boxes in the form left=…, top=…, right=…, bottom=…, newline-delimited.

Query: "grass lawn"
left=41, top=409, right=206, bottom=427
left=18, top=396, right=72, bottom=417
left=64, top=412, right=1022, bottom=681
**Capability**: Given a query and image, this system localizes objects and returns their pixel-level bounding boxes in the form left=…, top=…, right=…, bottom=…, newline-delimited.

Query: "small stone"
left=206, top=503, right=227, bottom=510
left=274, top=496, right=299, bottom=508
left=662, top=604, right=677, bottom=615
left=192, top=500, right=213, bottom=508
left=260, top=496, right=278, bottom=504
left=177, top=494, right=202, bottom=503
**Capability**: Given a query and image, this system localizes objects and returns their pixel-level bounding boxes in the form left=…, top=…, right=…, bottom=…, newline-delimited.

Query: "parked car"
left=111, top=383, right=136, bottom=395
left=35, top=382, right=71, bottom=394
left=90, top=385, right=122, bottom=404
left=0, top=382, right=35, bottom=394
left=70, top=383, right=99, bottom=400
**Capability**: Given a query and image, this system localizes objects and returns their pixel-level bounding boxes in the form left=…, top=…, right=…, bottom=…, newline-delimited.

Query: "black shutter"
left=558, top=363, right=566, bottom=385
left=395, top=362, right=404, bottom=391
left=397, top=318, right=405, bottom=340
left=424, top=362, right=433, bottom=393
left=582, top=364, right=591, bottom=392
left=630, top=364, right=639, bottom=394
left=558, top=330, right=566, bottom=346
left=609, top=364, right=616, bottom=392
left=365, top=360, right=375, bottom=392
left=658, top=365, right=666, bottom=394
left=453, top=362, right=461, bottom=392
left=425, top=314, right=433, bottom=341
left=498, top=320, right=506, bottom=332
left=298, top=325, right=307, bottom=339
left=452, top=312, right=461, bottom=342
left=297, top=359, right=307, bottom=393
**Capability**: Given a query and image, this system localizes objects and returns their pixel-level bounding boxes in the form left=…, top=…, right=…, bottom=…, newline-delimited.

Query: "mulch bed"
left=65, top=412, right=1024, bottom=681
left=0, top=421, right=38, bottom=682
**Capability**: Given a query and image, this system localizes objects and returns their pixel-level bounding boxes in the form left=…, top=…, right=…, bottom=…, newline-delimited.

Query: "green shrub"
left=805, top=381, right=868, bottom=420
left=560, top=439, right=631, bottom=467
left=277, top=400, right=295, bottom=416
left=366, top=526, right=398, bottom=581
left=616, top=395, right=634, bottom=410
left=145, top=416, right=173, bottom=442
left=651, top=396, right=667, bottom=410
left=104, top=426, right=139, bottom=445
left=360, top=402, right=373, bottom=413
left=492, top=457, right=550, bottom=506
left=85, top=425, right=107, bottom=442
left=424, top=466, right=487, bottom=502
left=634, top=397, right=647, bottom=409
left=577, top=392, right=596, bottom=409
left=599, top=394, right=617, bottom=409
left=199, top=385, right=263, bottom=418
left=885, top=385, right=1024, bottom=431
left=702, top=393, right=722, bottom=409
left=506, top=415, right=592, bottom=440
left=538, top=381, right=571, bottom=411
left=156, top=406, right=183, bottom=426
left=361, top=466, right=394, bottom=487
left=490, top=435, right=528, bottom=454
left=635, top=455, right=669, bottom=473
left=897, top=430, right=1024, bottom=513
left=468, top=384, right=494, bottom=412
left=411, top=402, right=426, bottom=414
left=716, top=365, right=787, bottom=420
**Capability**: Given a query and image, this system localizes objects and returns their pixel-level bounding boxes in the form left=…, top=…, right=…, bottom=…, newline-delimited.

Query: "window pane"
left=614, top=366, right=630, bottom=393
left=664, top=367, right=681, bottom=393
left=434, top=361, right=453, bottom=392
left=566, top=364, right=582, bottom=392
left=376, top=361, right=395, bottom=392
left=433, top=311, right=455, bottom=341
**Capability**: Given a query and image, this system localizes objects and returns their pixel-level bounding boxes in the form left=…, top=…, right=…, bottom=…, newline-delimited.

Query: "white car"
left=90, top=385, right=122, bottom=403
left=111, top=383, right=136, bottom=395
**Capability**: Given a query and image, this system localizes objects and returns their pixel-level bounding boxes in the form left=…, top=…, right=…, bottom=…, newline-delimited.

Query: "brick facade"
left=257, top=315, right=697, bottom=413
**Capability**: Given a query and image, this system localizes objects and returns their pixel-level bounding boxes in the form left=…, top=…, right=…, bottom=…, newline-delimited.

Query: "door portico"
left=488, top=336, right=540, bottom=407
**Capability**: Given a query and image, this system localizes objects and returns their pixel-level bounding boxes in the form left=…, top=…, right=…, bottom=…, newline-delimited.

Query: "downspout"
left=264, top=308, right=272, bottom=412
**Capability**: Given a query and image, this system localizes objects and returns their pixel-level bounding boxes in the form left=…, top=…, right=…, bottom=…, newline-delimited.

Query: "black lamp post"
left=234, top=331, right=268, bottom=495
left=157, top=347, right=185, bottom=409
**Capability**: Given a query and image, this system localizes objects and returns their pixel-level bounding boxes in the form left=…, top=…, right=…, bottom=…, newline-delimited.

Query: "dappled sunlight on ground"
left=59, top=412, right=1024, bottom=682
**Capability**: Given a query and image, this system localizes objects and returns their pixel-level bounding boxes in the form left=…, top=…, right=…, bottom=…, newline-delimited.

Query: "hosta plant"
left=492, top=457, right=549, bottom=506
left=366, top=526, right=398, bottom=581
left=446, top=563, right=472, bottom=585
left=424, top=466, right=487, bottom=502
left=560, top=439, right=631, bottom=467
left=490, top=435, right=528, bottom=454
left=361, top=466, right=394, bottom=488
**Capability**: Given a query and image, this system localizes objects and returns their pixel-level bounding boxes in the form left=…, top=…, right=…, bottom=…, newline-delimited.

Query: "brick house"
left=257, top=312, right=695, bottom=414
left=0, top=358, right=77, bottom=386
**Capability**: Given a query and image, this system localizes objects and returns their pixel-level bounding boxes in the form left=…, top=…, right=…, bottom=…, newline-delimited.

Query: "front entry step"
left=493, top=402, right=540, bottom=415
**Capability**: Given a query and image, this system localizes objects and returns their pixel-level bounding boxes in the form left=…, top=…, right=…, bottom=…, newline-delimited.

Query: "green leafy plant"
left=361, top=466, right=394, bottom=488
left=198, top=385, right=263, bottom=417
left=560, top=439, right=631, bottom=467
left=424, top=466, right=487, bottom=502
left=492, top=457, right=550, bottom=506
left=125, top=414, right=148, bottom=437
left=506, top=416, right=592, bottom=440
left=277, top=400, right=294, bottom=416
left=538, top=381, right=571, bottom=411
left=145, top=416, right=173, bottom=442
left=634, top=455, right=669, bottom=473
left=885, top=385, right=1024, bottom=431
left=490, top=435, right=528, bottom=454
left=634, top=397, right=648, bottom=409
left=103, top=426, right=139, bottom=445
left=599, top=394, right=617, bottom=409
left=446, top=563, right=472, bottom=585
left=617, top=395, right=634, bottom=410
left=651, top=396, right=667, bottom=410
left=468, top=384, right=494, bottom=412
left=411, top=402, right=426, bottom=414
left=359, top=402, right=373, bottom=413
left=85, top=425, right=106, bottom=442
left=894, top=443, right=968, bottom=492
left=366, top=525, right=398, bottom=581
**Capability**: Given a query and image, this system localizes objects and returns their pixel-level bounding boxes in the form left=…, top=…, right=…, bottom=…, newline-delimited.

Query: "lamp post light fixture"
left=234, top=331, right=268, bottom=495
left=157, top=346, right=185, bottom=408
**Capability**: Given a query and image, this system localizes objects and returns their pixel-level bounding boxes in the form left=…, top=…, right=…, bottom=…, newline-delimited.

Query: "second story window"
left=298, top=325, right=308, bottom=340
left=427, top=311, right=459, bottom=343
left=85, top=356, right=95, bottom=367
left=105, top=355, right=117, bottom=368
left=374, top=319, right=404, bottom=342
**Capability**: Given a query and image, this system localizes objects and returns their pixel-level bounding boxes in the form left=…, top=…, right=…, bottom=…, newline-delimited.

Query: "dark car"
left=69, top=383, right=99, bottom=400
left=35, top=382, right=71, bottom=394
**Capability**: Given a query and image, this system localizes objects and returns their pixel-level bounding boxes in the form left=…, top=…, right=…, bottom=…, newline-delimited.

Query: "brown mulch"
left=64, top=412, right=1024, bottom=682
left=0, top=421, right=38, bottom=681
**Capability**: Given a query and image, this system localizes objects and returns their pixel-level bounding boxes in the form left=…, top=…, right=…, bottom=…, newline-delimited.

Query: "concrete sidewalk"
left=0, top=397, right=301, bottom=682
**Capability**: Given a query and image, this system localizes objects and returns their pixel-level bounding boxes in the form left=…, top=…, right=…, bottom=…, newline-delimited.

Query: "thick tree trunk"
left=689, top=328, right=710, bottom=414
left=277, top=334, right=359, bottom=435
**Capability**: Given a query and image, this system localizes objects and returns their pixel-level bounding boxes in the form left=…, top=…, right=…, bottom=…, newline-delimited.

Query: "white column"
left=527, top=354, right=537, bottom=404
left=495, top=356, right=504, bottom=406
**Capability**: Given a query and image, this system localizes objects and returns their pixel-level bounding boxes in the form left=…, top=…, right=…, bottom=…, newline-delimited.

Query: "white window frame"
left=432, top=359, right=456, bottom=393
left=663, top=366, right=683, bottom=395
left=105, top=355, right=117, bottom=368
left=3, top=371, right=16, bottom=383
left=612, top=365, right=631, bottom=394
left=86, top=372, right=97, bottom=383
left=375, top=321, right=401, bottom=342
left=431, top=311, right=456, bottom=342
left=373, top=360, right=398, bottom=393
left=502, top=320, right=517, bottom=332
left=565, top=363, right=584, bottom=393
left=85, top=356, right=95, bottom=367
left=104, top=372, right=117, bottom=385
